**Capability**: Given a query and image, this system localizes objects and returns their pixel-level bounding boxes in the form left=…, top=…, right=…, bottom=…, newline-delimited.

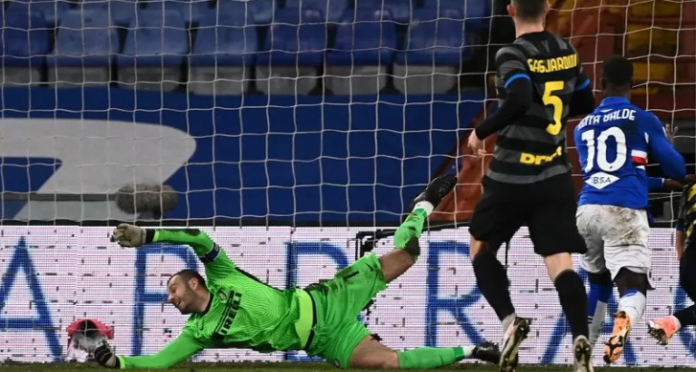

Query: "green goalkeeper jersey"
left=117, top=230, right=314, bottom=369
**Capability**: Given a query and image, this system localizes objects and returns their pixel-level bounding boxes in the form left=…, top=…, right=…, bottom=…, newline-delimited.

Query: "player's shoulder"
left=495, top=44, right=526, bottom=61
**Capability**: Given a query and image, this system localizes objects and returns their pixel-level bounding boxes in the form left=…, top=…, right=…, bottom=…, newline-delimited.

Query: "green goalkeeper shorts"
left=305, top=253, right=387, bottom=369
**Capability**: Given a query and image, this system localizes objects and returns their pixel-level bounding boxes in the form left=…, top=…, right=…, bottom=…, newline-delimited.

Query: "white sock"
left=618, top=291, right=647, bottom=328
left=413, top=201, right=434, bottom=216
left=588, top=300, right=608, bottom=349
left=462, top=345, right=477, bottom=358
left=502, top=313, right=517, bottom=334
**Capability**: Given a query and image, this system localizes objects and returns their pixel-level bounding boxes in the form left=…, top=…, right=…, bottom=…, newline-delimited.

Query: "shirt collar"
left=599, top=96, right=629, bottom=107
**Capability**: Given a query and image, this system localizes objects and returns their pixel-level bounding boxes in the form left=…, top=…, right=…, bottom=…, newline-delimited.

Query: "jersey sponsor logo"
left=585, top=172, right=619, bottom=190
left=527, top=54, right=578, bottom=74
left=213, top=290, right=243, bottom=338
left=519, top=146, right=563, bottom=165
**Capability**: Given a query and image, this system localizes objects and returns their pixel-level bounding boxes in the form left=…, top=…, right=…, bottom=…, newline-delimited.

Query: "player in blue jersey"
left=574, top=56, right=686, bottom=364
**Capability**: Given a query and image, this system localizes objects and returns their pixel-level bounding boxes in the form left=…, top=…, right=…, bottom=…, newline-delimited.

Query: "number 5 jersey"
left=574, top=96, right=686, bottom=209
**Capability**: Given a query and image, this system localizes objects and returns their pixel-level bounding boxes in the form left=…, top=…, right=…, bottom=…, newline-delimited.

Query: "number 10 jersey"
left=574, top=96, right=685, bottom=210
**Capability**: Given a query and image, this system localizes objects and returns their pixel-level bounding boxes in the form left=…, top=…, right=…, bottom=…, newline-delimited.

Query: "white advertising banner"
left=0, top=226, right=693, bottom=366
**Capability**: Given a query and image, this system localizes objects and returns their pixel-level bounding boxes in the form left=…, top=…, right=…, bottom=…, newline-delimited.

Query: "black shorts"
left=469, top=172, right=587, bottom=257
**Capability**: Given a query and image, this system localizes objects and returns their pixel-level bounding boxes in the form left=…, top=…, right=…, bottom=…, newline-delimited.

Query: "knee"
left=469, top=237, right=488, bottom=261
left=381, top=352, right=400, bottom=369
left=587, top=270, right=613, bottom=286
left=543, top=253, right=573, bottom=281
left=351, top=351, right=399, bottom=369
left=614, top=268, right=649, bottom=296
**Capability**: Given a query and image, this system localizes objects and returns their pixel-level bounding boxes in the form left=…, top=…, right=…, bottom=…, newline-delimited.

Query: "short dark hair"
left=168, top=269, right=207, bottom=289
left=602, top=56, right=634, bottom=88
left=512, top=0, right=547, bottom=21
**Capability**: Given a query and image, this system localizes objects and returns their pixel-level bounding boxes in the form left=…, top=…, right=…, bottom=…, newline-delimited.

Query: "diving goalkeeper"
left=95, top=175, right=500, bottom=370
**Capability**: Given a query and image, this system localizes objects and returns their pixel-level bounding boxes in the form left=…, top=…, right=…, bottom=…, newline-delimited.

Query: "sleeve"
left=568, top=56, right=595, bottom=117
left=474, top=46, right=533, bottom=139
left=642, top=113, right=687, bottom=180
left=118, top=329, right=203, bottom=369
left=647, top=177, right=665, bottom=191
left=151, top=229, right=237, bottom=281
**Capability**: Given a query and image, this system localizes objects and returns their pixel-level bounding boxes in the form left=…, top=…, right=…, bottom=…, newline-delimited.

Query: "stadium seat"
left=0, top=9, right=50, bottom=85
left=218, top=0, right=276, bottom=25
left=147, top=0, right=211, bottom=26
left=116, top=9, right=189, bottom=91
left=6, top=0, right=71, bottom=27
left=394, top=8, right=468, bottom=94
left=284, top=0, right=348, bottom=24
left=189, top=10, right=257, bottom=95
left=255, top=8, right=326, bottom=95
left=354, top=0, right=415, bottom=24
left=423, top=0, right=491, bottom=32
left=325, top=9, right=397, bottom=95
left=79, top=0, right=137, bottom=27
left=47, top=9, right=119, bottom=87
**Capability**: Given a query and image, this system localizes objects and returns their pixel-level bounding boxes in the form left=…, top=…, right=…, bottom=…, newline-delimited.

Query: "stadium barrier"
left=0, top=226, right=694, bottom=366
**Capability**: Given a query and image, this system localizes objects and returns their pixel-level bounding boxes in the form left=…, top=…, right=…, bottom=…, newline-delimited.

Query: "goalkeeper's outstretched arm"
left=111, top=225, right=237, bottom=279
left=95, top=329, right=203, bottom=369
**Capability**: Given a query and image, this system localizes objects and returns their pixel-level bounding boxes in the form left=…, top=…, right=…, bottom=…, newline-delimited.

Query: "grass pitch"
left=0, top=362, right=691, bottom=372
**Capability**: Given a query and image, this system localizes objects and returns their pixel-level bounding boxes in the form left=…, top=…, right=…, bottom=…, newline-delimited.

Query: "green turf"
left=0, top=361, right=690, bottom=372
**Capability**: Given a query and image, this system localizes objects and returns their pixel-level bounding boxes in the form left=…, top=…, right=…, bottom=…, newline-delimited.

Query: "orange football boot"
left=604, top=311, right=631, bottom=364
left=647, top=316, right=680, bottom=346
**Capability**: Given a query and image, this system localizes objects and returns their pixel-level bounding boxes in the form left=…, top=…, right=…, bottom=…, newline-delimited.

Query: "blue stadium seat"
left=147, top=0, right=211, bottom=25
left=47, top=9, right=118, bottom=85
left=117, top=9, right=188, bottom=67
left=354, top=0, right=415, bottom=24
left=256, top=8, right=326, bottom=67
left=189, top=10, right=257, bottom=94
left=423, top=0, right=491, bottom=31
left=327, top=9, right=396, bottom=66
left=284, top=0, right=348, bottom=24
left=48, top=10, right=118, bottom=67
left=218, top=0, right=275, bottom=25
left=397, top=8, right=468, bottom=66
left=325, top=9, right=396, bottom=95
left=0, top=8, right=49, bottom=82
left=116, top=9, right=188, bottom=91
left=255, top=8, right=326, bottom=94
left=79, top=0, right=137, bottom=27
left=190, top=11, right=257, bottom=67
left=393, top=8, right=467, bottom=94
left=6, top=0, right=71, bottom=27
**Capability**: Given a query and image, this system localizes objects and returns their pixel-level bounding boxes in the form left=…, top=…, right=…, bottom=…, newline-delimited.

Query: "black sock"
left=674, top=304, right=696, bottom=326
left=554, top=269, right=589, bottom=339
left=472, top=249, right=515, bottom=321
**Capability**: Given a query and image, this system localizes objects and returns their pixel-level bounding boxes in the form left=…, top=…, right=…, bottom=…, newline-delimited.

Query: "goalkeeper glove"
left=110, top=223, right=148, bottom=248
left=94, top=340, right=120, bottom=369
left=394, top=174, right=458, bottom=253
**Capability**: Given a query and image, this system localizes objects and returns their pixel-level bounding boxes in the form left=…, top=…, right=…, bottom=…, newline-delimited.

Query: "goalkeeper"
left=95, top=175, right=501, bottom=370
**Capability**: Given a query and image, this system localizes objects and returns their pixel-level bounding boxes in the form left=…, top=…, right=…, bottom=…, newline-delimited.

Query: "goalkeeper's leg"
left=380, top=174, right=457, bottom=283
left=348, top=333, right=500, bottom=369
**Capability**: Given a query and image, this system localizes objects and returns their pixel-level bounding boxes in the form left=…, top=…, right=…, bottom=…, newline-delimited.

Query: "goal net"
left=1, top=0, right=696, bottom=367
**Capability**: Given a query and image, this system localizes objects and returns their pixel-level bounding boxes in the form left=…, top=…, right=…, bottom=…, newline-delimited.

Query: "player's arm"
left=474, top=46, right=533, bottom=140
left=643, top=113, right=687, bottom=180
left=568, top=56, right=595, bottom=117
left=110, top=224, right=237, bottom=280
left=94, top=328, right=204, bottom=369
left=648, top=177, right=666, bottom=191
